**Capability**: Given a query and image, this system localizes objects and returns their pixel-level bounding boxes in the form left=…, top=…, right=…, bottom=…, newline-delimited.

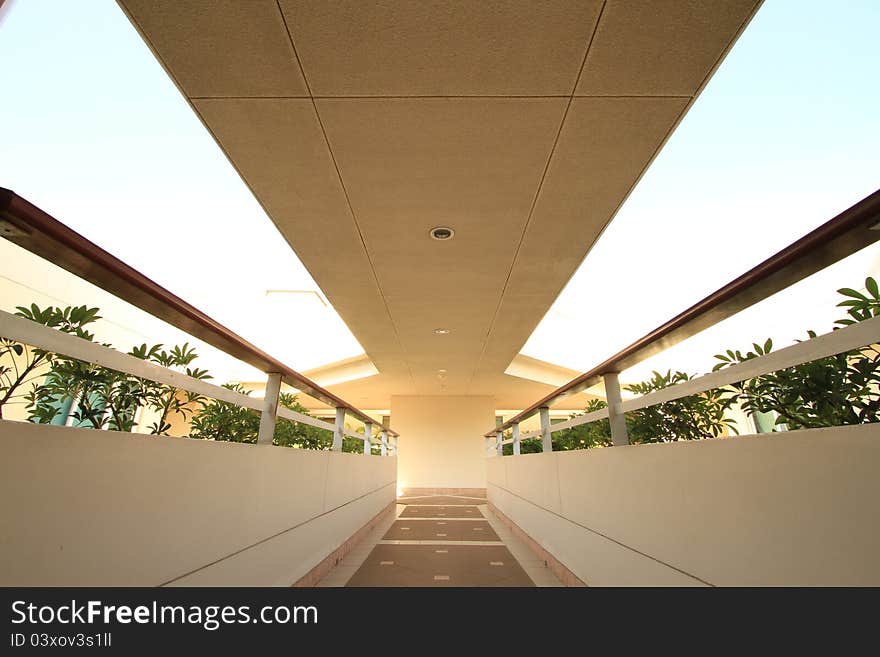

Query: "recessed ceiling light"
left=433, top=328, right=451, bottom=335
left=429, top=226, right=455, bottom=240
left=438, top=369, right=447, bottom=374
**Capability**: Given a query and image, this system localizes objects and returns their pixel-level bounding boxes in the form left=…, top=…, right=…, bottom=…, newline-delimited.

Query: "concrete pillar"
left=381, top=430, right=388, bottom=456
left=333, top=407, right=345, bottom=451
left=256, top=373, right=281, bottom=445
left=364, top=421, right=372, bottom=456
left=604, top=372, right=629, bottom=447
left=496, top=430, right=503, bottom=456
left=539, top=406, right=552, bottom=452
left=512, top=423, right=521, bottom=456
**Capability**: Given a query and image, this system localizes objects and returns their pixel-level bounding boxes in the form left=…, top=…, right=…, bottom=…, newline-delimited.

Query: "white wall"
left=488, top=424, right=880, bottom=586
left=0, top=420, right=396, bottom=586
left=392, top=395, right=494, bottom=489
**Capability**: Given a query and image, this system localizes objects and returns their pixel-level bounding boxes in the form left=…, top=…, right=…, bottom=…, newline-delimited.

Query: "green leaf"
left=866, top=277, right=879, bottom=300
left=837, top=287, right=868, bottom=300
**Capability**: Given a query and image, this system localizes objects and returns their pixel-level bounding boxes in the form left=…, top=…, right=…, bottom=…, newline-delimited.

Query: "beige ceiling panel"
left=316, top=97, right=566, bottom=376
left=575, top=0, right=760, bottom=96
left=118, top=0, right=758, bottom=413
left=279, top=0, right=603, bottom=96
left=120, top=0, right=308, bottom=98
left=477, top=96, right=689, bottom=374
left=192, top=99, right=366, bottom=270
left=192, top=98, right=404, bottom=372
left=314, top=370, right=589, bottom=412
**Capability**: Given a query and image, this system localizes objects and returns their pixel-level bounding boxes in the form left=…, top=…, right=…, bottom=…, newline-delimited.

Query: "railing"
left=486, top=188, right=880, bottom=454
left=0, top=187, right=397, bottom=454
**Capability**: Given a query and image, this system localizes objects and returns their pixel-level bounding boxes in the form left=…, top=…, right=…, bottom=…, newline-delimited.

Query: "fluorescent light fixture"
left=265, top=289, right=327, bottom=307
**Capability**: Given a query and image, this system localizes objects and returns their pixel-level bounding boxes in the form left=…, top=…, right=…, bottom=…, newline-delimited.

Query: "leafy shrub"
left=189, top=387, right=347, bottom=450
left=506, top=276, right=880, bottom=451
left=625, top=371, right=736, bottom=443
left=1, top=304, right=100, bottom=421
left=713, top=277, right=880, bottom=430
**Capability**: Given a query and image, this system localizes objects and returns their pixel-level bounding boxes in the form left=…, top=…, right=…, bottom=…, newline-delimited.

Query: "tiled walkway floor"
left=317, top=494, right=563, bottom=587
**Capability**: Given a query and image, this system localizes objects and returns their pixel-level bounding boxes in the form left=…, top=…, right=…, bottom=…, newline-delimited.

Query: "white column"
left=512, top=423, right=521, bottom=456
left=333, top=407, right=345, bottom=451
left=256, top=372, right=282, bottom=445
left=539, top=406, right=552, bottom=453
left=604, top=372, right=629, bottom=447
left=486, top=436, right=493, bottom=456
left=380, top=430, right=388, bottom=456
left=364, top=421, right=372, bottom=456
left=496, top=430, right=503, bottom=456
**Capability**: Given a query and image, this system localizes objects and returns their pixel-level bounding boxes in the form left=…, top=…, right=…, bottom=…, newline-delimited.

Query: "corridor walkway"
left=318, top=492, right=563, bottom=587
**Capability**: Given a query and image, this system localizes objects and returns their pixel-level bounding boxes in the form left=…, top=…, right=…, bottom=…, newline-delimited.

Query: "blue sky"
left=1, top=0, right=878, bottom=384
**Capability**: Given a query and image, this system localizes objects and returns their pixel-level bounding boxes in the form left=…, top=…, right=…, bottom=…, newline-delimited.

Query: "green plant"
left=501, top=399, right=614, bottom=455
left=102, top=344, right=162, bottom=431
left=189, top=387, right=336, bottom=448
left=26, top=342, right=162, bottom=430
left=506, top=374, right=735, bottom=454
left=553, top=398, right=613, bottom=450
left=625, top=370, right=737, bottom=443
left=1, top=304, right=100, bottom=420
left=143, top=343, right=210, bottom=435
left=713, top=277, right=880, bottom=431
left=189, top=383, right=260, bottom=443
left=835, top=277, right=880, bottom=326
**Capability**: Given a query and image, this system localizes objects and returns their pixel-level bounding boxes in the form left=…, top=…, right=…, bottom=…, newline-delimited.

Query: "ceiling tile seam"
left=521, top=2, right=766, bottom=364
left=111, top=6, right=330, bottom=390
left=188, top=95, right=312, bottom=100
left=274, top=0, right=419, bottom=395
left=466, top=0, right=760, bottom=392
left=187, top=94, right=693, bottom=101
left=572, top=94, right=694, bottom=99
left=288, top=95, right=573, bottom=99
left=189, top=100, right=391, bottom=392
left=117, top=2, right=388, bottom=401
left=463, top=0, right=608, bottom=396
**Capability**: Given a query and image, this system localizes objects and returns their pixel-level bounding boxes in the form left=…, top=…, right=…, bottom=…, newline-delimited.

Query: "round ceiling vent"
left=429, top=226, right=455, bottom=241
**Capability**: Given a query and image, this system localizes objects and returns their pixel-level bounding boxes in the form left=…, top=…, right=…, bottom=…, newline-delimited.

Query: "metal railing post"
left=512, top=422, right=520, bottom=455
left=380, top=430, right=388, bottom=456
left=333, top=407, right=345, bottom=451
left=603, top=372, right=629, bottom=446
left=539, top=406, right=552, bottom=452
left=364, top=421, right=372, bottom=456
left=256, top=372, right=282, bottom=445
left=496, top=430, right=503, bottom=456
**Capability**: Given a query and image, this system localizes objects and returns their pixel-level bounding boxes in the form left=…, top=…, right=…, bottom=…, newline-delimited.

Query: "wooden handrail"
left=486, top=187, right=880, bottom=437
left=0, top=187, right=397, bottom=436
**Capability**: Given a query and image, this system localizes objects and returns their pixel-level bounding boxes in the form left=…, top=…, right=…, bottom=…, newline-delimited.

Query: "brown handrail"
left=0, top=187, right=397, bottom=436
left=486, top=187, right=880, bottom=437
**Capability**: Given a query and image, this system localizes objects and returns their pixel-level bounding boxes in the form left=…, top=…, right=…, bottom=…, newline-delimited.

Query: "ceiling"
left=118, top=0, right=761, bottom=410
